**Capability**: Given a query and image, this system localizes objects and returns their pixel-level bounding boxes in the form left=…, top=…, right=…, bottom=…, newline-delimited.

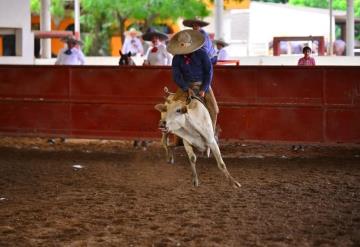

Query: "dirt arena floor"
left=0, top=137, right=359, bottom=246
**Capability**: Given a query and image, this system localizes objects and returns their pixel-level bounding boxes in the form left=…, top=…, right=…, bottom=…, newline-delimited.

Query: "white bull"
left=155, top=93, right=241, bottom=188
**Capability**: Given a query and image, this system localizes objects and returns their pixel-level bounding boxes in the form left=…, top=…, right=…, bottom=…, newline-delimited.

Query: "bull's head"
left=155, top=101, right=187, bottom=133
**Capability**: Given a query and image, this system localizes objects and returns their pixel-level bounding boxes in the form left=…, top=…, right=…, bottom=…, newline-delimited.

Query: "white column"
left=214, top=0, right=224, bottom=39
left=40, top=0, right=51, bottom=58
left=346, top=0, right=354, bottom=56
left=328, top=0, right=333, bottom=55
left=74, top=0, right=80, bottom=38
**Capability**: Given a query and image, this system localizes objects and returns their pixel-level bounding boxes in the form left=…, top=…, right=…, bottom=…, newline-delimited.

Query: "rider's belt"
left=189, top=81, right=202, bottom=89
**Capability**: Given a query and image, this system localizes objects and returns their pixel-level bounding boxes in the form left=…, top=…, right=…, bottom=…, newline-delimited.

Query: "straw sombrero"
left=214, top=38, right=229, bottom=47
left=167, top=29, right=205, bottom=55
left=182, top=18, right=209, bottom=28
left=61, top=35, right=83, bottom=45
left=142, top=28, right=168, bottom=41
left=124, top=27, right=142, bottom=36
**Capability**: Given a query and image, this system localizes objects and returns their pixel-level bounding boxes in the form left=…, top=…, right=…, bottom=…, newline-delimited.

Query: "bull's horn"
left=164, top=86, right=175, bottom=95
left=154, top=104, right=167, bottom=112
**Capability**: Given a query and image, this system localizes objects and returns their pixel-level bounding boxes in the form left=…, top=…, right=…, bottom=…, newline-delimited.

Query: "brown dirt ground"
left=0, top=137, right=359, bottom=246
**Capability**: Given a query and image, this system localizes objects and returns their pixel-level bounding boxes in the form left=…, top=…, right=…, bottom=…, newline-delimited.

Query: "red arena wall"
left=0, top=65, right=359, bottom=144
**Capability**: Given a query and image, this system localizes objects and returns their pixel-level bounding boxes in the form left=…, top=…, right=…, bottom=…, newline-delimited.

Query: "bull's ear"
left=154, top=104, right=167, bottom=112
left=181, top=106, right=187, bottom=113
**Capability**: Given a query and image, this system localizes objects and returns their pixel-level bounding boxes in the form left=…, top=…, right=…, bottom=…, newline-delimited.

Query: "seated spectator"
left=122, top=27, right=144, bottom=56
left=333, top=39, right=346, bottom=56
left=298, top=46, right=316, bottom=66
left=214, top=38, right=230, bottom=61
left=142, top=28, right=172, bottom=65
left=55, top=36, right=85, bottom=65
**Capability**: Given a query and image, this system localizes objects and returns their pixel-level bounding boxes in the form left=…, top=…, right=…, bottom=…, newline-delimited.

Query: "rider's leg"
left=204, top=87, right=219, bottom=131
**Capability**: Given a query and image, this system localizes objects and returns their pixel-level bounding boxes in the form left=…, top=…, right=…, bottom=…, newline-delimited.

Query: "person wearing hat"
left=55, top=35, right=85, bottom=65
left=214, top=38, right=230, bottom=61
left=142, top=28, right=172, bottom=65
left=167, top=29, right=219, bottom=131
left=121, top=27, right=144, bottom=56
left=182, top=18, right=217, bottom=65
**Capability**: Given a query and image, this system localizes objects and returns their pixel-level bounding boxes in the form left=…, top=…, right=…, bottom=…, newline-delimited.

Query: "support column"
left=346, top=0, right=354, bottom=56
left=40, top=0, right=51, bottom=58
left=214, top=0, right=224, bottom=39
left=329, top=0, right=333, bottom=55
left=74, top=0, right=80, bottom=39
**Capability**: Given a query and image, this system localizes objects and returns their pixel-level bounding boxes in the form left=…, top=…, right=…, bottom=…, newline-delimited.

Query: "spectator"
left=333, top=39, right=346, bottom=56
left=297, top=46, right=316, bottom=66
left=182, top=18, right=217, bottom=64
left=142, top=28, right=172, bottom=65
left=121, top=27, right=144, bottom=56
left=214, top=38, right=230, bottom=61
left=55, top=36, right=85, bottom=65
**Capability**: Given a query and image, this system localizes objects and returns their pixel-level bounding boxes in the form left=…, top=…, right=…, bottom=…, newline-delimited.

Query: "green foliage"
left=252, top=0, right=289, bottom=4
left=31, top=0, right=41, bottom=14
left=289, top=0, right=360, bottom=17
left=31, top=0, right=210, bottom=56
left=30, top=0, right=65, bottom=18
left=81, top=0, right=210, bottom=55
left=289, top=0, right=360, bottom=40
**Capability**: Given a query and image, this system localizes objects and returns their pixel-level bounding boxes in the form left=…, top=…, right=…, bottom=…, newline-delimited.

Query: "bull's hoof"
left=167, top=157, right=174, bottom=164
left=192, top=178, right=199, bottom=187
left=232, top=180, right=241, bottom=189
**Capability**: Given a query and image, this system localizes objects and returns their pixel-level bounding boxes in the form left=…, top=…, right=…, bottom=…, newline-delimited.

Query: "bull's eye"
left=176, top=108, right=182, bottom=113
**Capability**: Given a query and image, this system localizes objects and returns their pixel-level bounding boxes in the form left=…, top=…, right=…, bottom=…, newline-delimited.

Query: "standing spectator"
left=297, top=46, right=316, bottom=66
left=182, top=18, right=217, bottom=64
left=121, top=27, right=144, bottom=56
left=214, top=38, right=230, bottom=61
left=142, top=28, right=172, bottom=65
left=55, top=36, right=85, bottom=65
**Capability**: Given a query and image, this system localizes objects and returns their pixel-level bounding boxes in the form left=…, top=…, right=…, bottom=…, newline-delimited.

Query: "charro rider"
left=167, top=29, right=219, bottom=132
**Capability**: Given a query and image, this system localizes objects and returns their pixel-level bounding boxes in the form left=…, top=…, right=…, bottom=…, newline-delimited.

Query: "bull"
left=155, top=89, right=241, bottom=188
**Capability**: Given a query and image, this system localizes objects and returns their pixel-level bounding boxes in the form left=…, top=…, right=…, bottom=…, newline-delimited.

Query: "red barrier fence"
left=0, top=65, right=359, bottom=144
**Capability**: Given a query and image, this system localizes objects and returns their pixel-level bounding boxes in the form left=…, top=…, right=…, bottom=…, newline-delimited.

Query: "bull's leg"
left=161, top=133, right=174, bottom=164
left=183, top=140, right=199, bottom=187
left=209, top=142, right=241, bottom=188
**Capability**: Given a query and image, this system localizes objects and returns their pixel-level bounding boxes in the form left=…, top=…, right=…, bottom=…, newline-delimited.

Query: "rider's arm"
left=172, top=55, right=188, bottom=91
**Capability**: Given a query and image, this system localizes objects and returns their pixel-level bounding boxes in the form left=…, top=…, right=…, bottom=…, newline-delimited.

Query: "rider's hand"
left=199, top=90, right=205, bottom=97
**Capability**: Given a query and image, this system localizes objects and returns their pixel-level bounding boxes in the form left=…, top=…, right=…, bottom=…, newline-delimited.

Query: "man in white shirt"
left=55, top=36, right=85, bottom=65
left=142, top=28, right=172, bottom=65
left=214, top=38, right=230, bottom=61
left=121, top=28, right=144, bottom=56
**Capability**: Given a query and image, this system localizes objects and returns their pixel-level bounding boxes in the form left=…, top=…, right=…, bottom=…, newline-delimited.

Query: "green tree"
left=81, top=0, right=209, bottom=54
left=31, top=0, right=210, bottom=56
left=289, top=0, right=360, bottom=16
left=31, top=0, right=66, bottom=23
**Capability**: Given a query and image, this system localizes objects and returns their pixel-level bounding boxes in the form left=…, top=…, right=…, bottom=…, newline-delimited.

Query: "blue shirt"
left=199, top=29, right=217, bottom=60
left=172, top=49, right=213, bottom=92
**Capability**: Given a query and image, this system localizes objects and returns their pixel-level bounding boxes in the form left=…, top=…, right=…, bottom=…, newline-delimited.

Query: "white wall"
left=0, top=0, right=34, bottom=64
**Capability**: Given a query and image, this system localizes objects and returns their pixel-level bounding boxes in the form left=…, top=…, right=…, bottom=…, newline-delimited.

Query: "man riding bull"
left=167, top=29, right=219, bottom=132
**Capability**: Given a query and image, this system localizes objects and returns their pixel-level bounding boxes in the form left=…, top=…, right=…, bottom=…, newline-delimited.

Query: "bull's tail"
left=206, top=147, right=210, bottom=157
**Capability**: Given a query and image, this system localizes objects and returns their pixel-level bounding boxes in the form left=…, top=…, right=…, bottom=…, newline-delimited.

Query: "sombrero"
left=61, top=35, right=83, bottom=45
left=213, top=38, right=229, bottom=47
left=182, top=18, right=209, bottom=28
left=142, top=28, right=168, bottom=41
left=124, top=27, right=142, bottom=36
left=167, top=29, right=205, bottom=55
